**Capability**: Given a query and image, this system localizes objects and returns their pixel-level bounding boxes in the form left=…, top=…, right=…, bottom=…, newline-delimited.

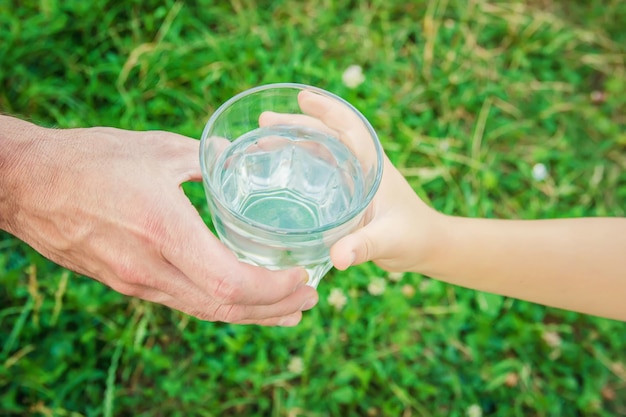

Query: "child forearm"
left=419, top=216, right=626, bottom=320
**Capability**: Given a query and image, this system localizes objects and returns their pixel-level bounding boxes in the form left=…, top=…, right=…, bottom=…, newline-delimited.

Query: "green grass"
left=1, top=0, right=625, bottom=416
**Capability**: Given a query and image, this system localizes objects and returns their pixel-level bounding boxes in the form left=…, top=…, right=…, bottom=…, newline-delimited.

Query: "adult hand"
left=0, top=116, right=317, bottom=326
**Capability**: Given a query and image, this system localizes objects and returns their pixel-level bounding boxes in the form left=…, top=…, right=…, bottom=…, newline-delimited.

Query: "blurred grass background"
left=1, top=0, right=625, bottom=416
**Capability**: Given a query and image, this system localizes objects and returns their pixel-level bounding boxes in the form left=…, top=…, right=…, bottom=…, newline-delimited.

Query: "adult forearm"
left=421, top=216, right=626, bottom=320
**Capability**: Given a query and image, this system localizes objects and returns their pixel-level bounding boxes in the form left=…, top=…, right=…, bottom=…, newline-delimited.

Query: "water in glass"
left=211, top=124, right=365, bottom=278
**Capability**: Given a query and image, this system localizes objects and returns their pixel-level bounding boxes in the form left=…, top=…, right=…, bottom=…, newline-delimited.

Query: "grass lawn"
left=1, top=0, right=625, bottom=416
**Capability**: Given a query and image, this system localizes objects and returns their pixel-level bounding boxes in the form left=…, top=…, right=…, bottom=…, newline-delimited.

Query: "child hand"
left=259, top=89, right=443, bottom=274
left=330, top=154, right=442, bottom=272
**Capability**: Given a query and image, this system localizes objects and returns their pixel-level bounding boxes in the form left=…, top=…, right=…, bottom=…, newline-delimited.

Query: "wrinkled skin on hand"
left=0, top=117, right=317, bottom=326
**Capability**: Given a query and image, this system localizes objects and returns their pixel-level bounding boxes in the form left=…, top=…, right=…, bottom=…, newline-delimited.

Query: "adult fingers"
left=238, top=311, right=304, bottom=327
left=109, top=253, right=318, bottom=324
left=148, top=129, right=313, bottom=307
left=151, top=267, right=318, bottom=324
left=159, top=192, right=312, bottom=307
left=201, top=284, right=319, bottom=324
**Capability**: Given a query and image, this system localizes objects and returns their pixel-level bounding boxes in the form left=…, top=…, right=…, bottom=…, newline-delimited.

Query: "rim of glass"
left=199, top=82, right=384, bottom=235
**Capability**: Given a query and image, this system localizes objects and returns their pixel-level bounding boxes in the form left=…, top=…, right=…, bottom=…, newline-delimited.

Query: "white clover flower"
left=505, top=372, right=519, bottom=387
left=327, top=288, right=348, bottom=311
left=532, top=163, right=548, bottom=181
left=388, top=272, right=404, bottom=282
left=610, top=362, right=626, bottom=379
left=287, top=356, right=304, bottom=374
left=342, top=65, right=365, bottom=89
left=466, top=404, right=483, bottom=417
left=542, top=330, right=562, bottom=348
left=367, top=277, right=386, bottom=296
left=401, top=284, right=416, bottom=298
left=590, top=90, right=606, bottom=104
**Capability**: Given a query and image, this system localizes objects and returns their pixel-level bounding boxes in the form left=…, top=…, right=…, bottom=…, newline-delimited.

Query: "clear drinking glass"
left=199, top=83, right=383, bottom=288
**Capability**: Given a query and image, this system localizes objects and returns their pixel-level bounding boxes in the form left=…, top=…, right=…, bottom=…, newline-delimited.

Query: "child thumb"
left=330, top=223, right=384, bottom=270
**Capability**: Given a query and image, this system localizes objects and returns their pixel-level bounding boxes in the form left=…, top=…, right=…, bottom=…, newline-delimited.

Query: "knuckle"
left=208, top=304, right=246, bottom=323
left=110, top=257, right=152, bottom=288
left=192, top=310, right=216, bottom=322
left=210, top=274, right=244, bottom=305
left=141, top=210, right=171, bottom=249
left=108, top=280, right=143, bottom=298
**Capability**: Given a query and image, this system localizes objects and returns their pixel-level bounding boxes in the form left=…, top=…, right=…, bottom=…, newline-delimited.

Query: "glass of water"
left=199, top=83, right=383, bottom=288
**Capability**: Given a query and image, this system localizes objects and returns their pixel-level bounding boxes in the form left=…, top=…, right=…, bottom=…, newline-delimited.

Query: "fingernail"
left=300, top=298, right=317, bottom=311
left=278, top=314, right=300, bottom=327
left=298, top=269, right=310, bottom=286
